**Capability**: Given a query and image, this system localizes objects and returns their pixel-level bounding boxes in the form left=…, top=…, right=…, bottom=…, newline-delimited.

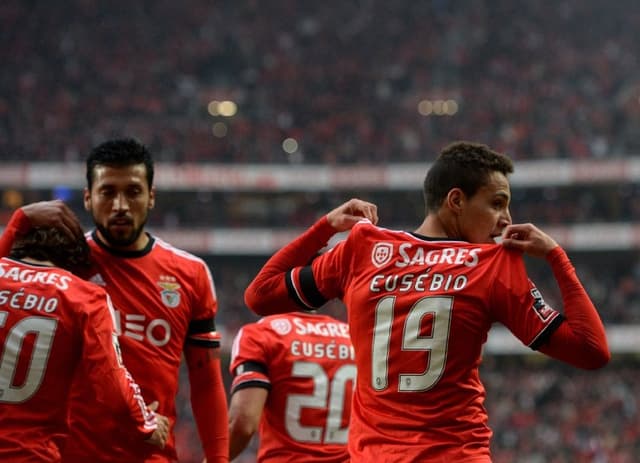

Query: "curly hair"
left=9, top=228, right=91, bottom=273
left=423, top=141, right=514, bottom=212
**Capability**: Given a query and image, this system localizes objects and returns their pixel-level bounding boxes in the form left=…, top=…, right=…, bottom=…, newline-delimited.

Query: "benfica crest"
left=371, top=242, right=393, bottom=268
left=158, top=276, right=181, bottom=308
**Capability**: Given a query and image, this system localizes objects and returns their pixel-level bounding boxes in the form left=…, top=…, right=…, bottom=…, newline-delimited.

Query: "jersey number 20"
left=285, top=361, right=356, bottom=444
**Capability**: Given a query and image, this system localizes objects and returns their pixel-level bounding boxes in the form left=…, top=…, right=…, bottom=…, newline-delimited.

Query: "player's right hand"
left=22, top=200, right=84, bottom=241
left=145, top=401, right=170, bottom=448
left=326, top=198, right=378, bottom=231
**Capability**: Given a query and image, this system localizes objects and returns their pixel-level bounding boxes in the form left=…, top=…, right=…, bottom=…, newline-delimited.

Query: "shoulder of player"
left=151, top=235, right=208, bottom=265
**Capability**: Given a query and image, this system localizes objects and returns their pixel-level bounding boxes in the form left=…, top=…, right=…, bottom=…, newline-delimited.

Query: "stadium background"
left=2, top=0, right=639, bottom=461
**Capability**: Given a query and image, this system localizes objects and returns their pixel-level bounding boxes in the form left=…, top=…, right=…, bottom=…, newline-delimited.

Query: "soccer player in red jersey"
left=0, top=139, right=228, bottom=462
left=228, top=310, right=355, bottom=462
left=244, top=141, right=610, bottom=463
left=0, top=227, right=169, bottom=462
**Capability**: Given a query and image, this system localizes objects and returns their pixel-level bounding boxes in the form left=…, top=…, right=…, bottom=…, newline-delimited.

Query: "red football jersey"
left=230, top=312, right=355, bottom=463
left=286, top=222, right=562, bottom=463
left=63, top=231, right=220, bottom=462
left=0, top=257, right=156, bottom=462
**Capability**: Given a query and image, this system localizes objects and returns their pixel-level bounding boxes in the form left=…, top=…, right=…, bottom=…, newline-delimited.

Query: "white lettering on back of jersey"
left=370, top=272, right=469, bottom=294
left=290, top=340, right=355, bottom=360
left=292, top=318, right=350, bottom=339
left=395, top=244, right=481, bottom=268
left=0, top=289, right=59, bottom=313
left=0, top=263, right=71, bottom=290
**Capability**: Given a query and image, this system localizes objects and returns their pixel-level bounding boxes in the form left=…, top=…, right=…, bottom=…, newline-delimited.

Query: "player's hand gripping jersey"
left=0, top=257, right=157, bottom=463
left=246, top=218, right=608, bottom=463
left=230, top=312, right=355, bottom=463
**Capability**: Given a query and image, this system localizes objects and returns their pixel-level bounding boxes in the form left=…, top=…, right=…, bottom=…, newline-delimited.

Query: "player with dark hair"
left=0, top=227, right=169, bottom=462
left=1, top=138, right=228, bottom=462
left=243, top=141, right=610, bottom=462
left=228, top=309, right=355, bottom=462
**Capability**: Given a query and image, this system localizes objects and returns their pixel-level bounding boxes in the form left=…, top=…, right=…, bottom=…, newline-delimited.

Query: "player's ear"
left=445, top=188, right=464, bottom=215
left=148, top=186, right=156, bottom=210
left=83, top=188, right=91, bottom=211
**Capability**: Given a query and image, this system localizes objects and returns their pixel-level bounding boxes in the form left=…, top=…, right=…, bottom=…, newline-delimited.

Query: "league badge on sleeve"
left=530, top=287, right=555, bottom=322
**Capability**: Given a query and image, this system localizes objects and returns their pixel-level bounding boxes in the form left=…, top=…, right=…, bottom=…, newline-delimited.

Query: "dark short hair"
left=86, top=138, right=154, bottom=190
left=10, top=228, right=91, bottom=273
left=423, top=141, right=514, bottom=212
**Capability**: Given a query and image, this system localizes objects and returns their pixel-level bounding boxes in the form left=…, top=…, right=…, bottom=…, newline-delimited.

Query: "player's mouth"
left=109, top=218, right=133, bottom=229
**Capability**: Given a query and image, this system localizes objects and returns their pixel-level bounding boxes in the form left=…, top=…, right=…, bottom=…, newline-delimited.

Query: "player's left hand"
left=145, top=401, right=170, bottom=448
left=500, top=223, right=559, bottom=257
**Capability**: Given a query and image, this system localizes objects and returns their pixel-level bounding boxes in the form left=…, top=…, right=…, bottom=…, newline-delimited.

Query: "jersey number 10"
left=0, top=312, right=58, bottom=403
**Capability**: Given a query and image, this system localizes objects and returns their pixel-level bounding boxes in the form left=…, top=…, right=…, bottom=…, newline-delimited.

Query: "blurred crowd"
left=2, top=0, right=640, bottom=164
left=4, top=183, right=640, bottom=230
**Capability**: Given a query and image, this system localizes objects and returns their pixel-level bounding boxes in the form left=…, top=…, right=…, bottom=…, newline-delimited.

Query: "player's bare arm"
left=228, top=387, right=269, bottom=460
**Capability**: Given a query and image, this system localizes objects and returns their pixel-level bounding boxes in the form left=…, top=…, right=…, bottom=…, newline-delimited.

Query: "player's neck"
left=20, top=257, right=55, bottom=267
left=414, top=213, right=450, bottom=239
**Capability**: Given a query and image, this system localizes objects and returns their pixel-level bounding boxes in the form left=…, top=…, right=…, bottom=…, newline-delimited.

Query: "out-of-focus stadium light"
left=212, top=122, right=227, bottom=138
left=2, top=189, right=23, bottom=208
left=282, top=137, right=299, bottom=154
left=207, top=100, right=237, bottom=117
left=418, top=99, right=458, bottom=116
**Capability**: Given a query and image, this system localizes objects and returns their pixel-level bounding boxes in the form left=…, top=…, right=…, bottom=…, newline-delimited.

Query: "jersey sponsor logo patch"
left=530, top=287, right=554, bottom=322
left=372, top=242, right=393, bottom=268
left=158, top=276, right=181, bottom=308
left=270, top=318, right=292, bottom=335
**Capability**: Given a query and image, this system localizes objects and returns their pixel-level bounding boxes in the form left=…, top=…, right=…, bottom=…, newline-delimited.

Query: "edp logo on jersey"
left=371, top=242, right=393, bottom=268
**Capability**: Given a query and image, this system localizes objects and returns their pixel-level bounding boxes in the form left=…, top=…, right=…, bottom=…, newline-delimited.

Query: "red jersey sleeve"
left=229, top=322, right=272, bottom=393
left=186, top=260, right=221, bottom=348
left=80, top=290, right=157, bottom=438
left=244, top=217, right=337, bottom=315
left=536, top=247, right=610, bottom=368
left=0, top=209, right=31, bottom=257
left=489, top=248, right=563, bottom=348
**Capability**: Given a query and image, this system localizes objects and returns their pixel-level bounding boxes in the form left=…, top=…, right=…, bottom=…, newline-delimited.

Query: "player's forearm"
left=98, top=367, right=158, bottom=438
left=189, top=351, right=229, bottom=462
left=228, top=423, right=254, bottom=461
left=244, top=216, right=335, bottom=315
left=542, top=247, right=610, bottom=368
